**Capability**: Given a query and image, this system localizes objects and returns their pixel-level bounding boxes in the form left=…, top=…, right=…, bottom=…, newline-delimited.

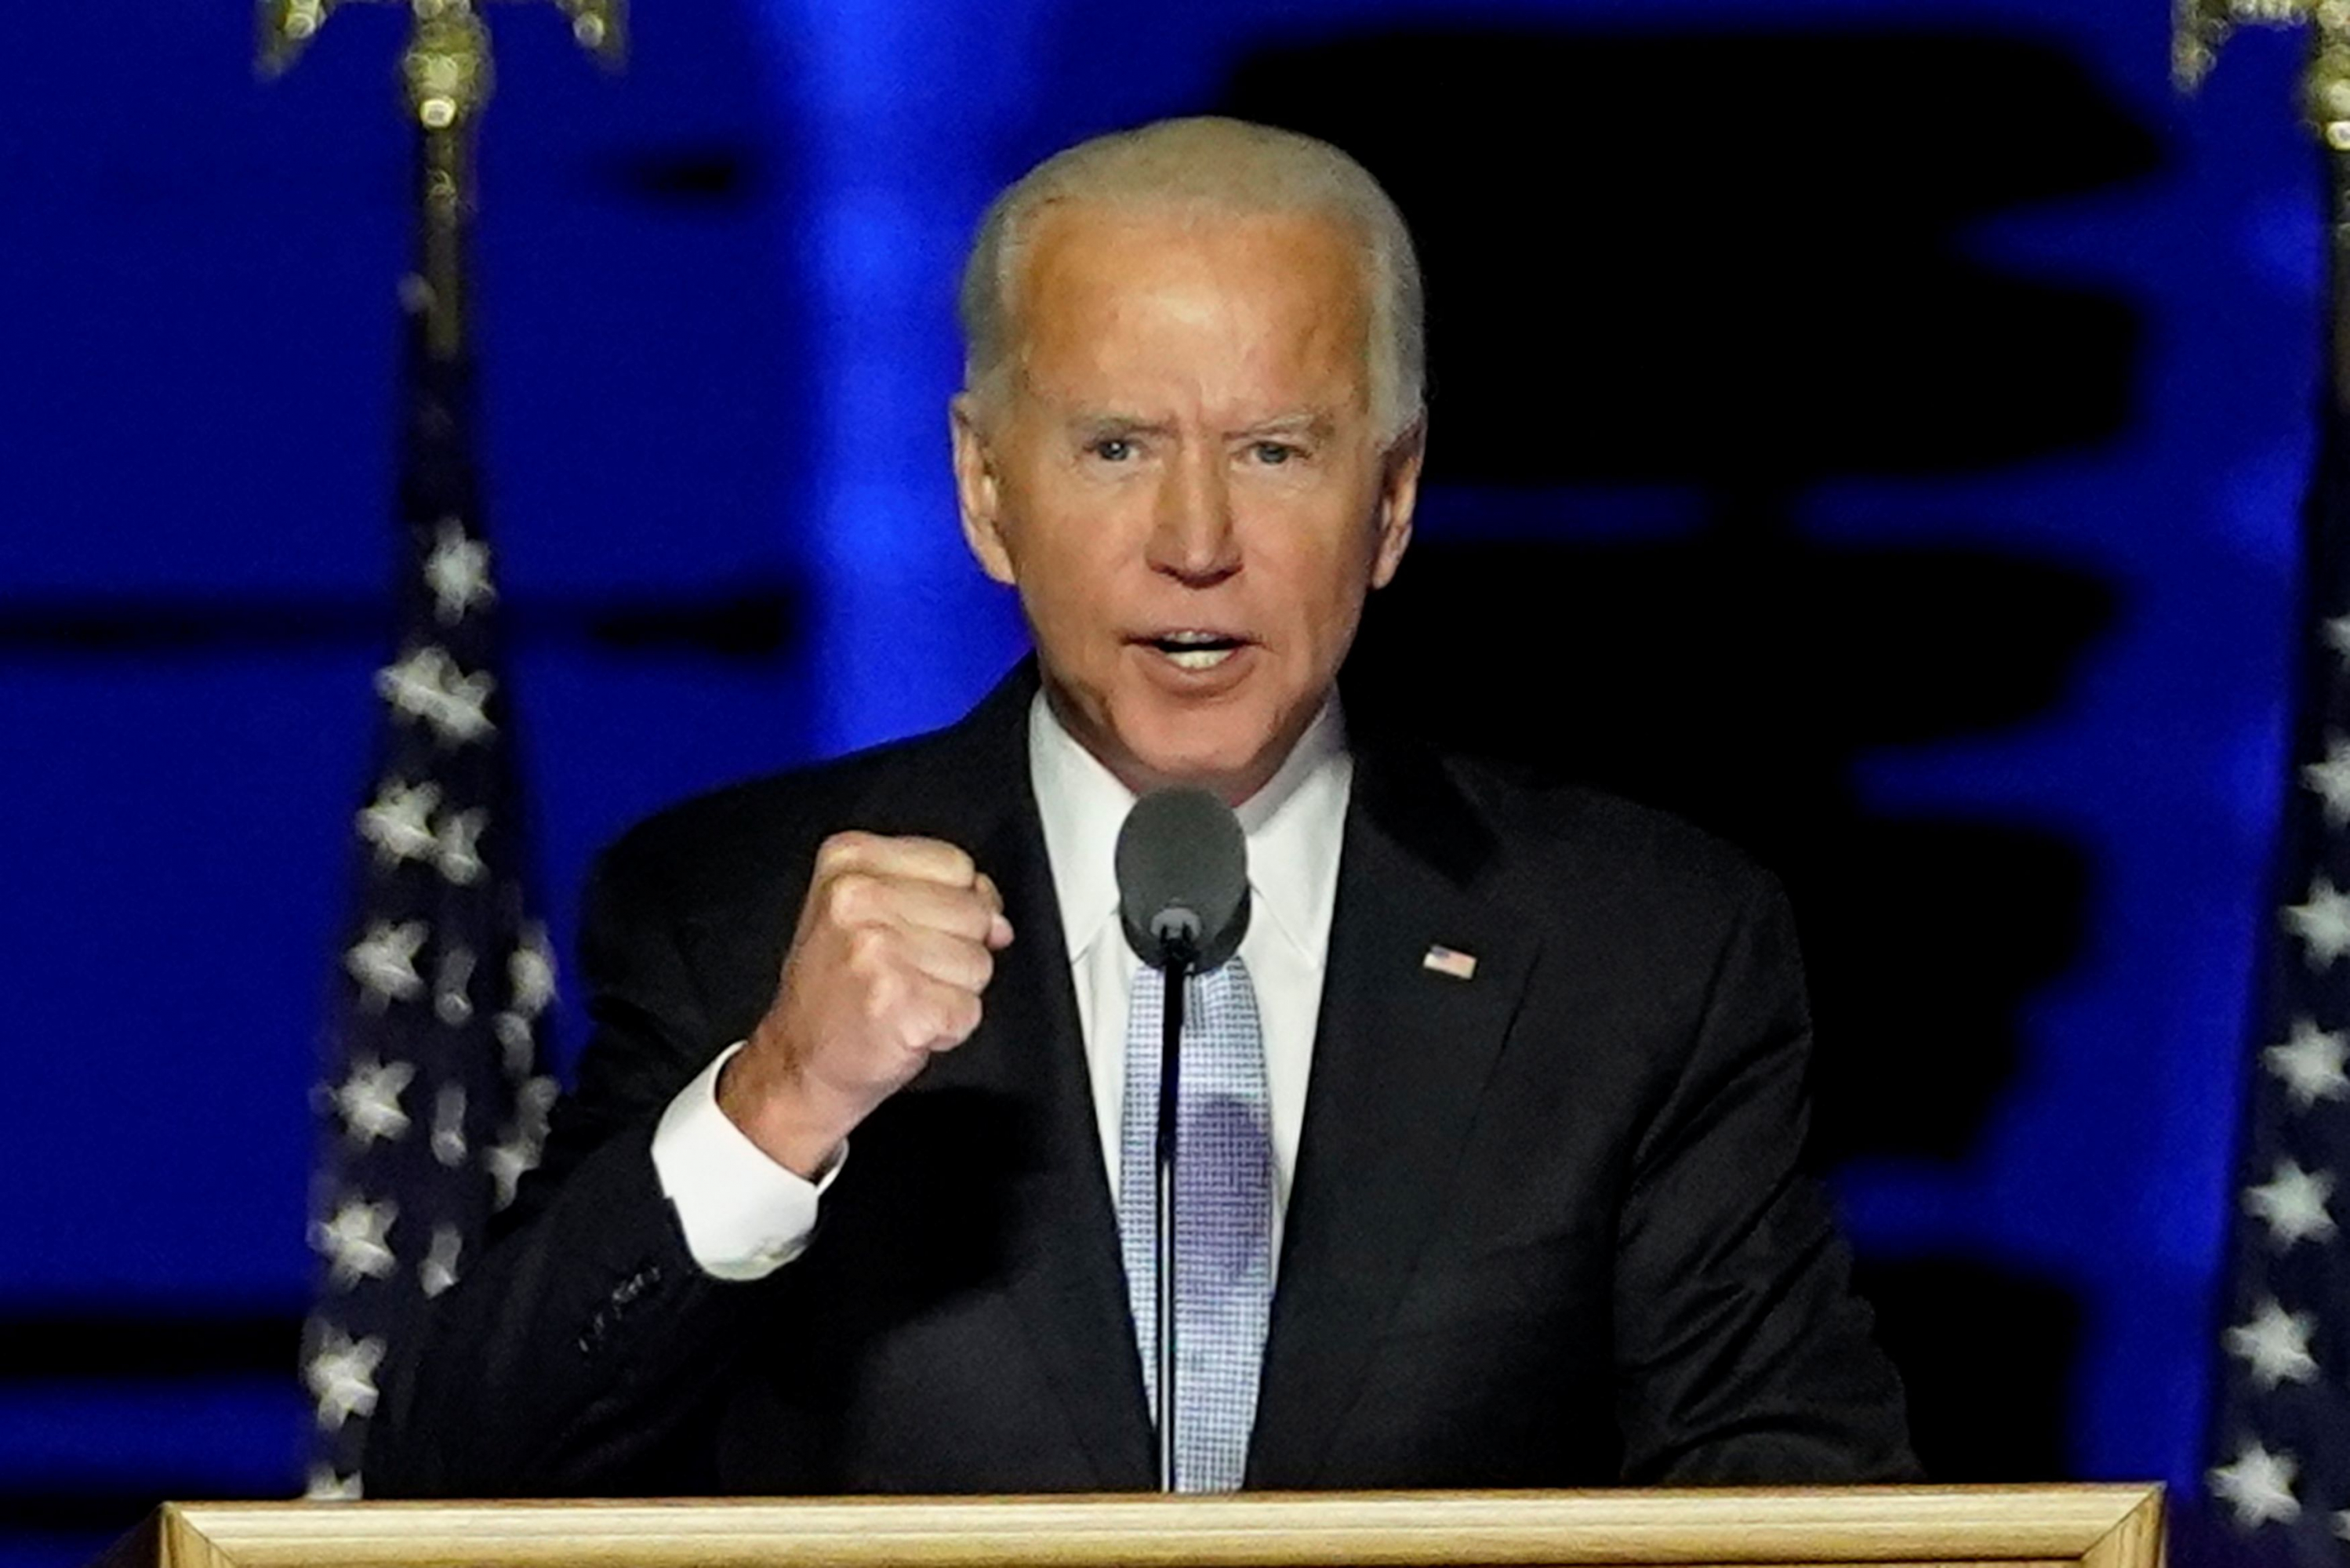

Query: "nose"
left=1144, top=445, right=1240, bottom=586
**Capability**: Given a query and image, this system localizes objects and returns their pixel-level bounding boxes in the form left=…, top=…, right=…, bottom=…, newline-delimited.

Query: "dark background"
left=0, top=0, right=2315, bottom=1561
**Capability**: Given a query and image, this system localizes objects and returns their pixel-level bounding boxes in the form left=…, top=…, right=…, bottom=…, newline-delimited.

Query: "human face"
left=952, top=202, right=1422, bottom=805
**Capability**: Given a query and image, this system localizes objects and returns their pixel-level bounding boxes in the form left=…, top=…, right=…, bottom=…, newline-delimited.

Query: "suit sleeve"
left=364, top=840, right=783, bottom=1497
left=1610, top=872, right=1922, bottom=1484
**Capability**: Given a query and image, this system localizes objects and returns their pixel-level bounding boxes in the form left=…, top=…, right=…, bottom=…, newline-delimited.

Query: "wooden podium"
left=100, top=1486, right=2163, bottom=1568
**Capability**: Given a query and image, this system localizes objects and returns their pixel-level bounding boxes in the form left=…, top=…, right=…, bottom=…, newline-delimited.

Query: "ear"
left=1368, top=417, right=1425, bottom=590
left=951, top=393, right=1017, bottom=586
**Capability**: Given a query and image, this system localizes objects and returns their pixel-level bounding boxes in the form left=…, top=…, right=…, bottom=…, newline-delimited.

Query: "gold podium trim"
left=104, top=1486, right=2163, bottom=1568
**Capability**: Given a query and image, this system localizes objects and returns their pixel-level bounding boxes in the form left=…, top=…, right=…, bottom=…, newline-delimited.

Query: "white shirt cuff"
left=650, top=1041, right=842, bottom=1281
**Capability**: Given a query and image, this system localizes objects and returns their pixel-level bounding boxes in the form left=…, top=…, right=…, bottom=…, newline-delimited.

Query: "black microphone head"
left=1115, top=786, right=1251, bottom=972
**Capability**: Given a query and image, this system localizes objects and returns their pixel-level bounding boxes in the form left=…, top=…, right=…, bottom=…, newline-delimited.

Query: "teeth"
left=1164, top=648, right=1234, bottom=671
left=1161, top=631, right=1225, bottom=646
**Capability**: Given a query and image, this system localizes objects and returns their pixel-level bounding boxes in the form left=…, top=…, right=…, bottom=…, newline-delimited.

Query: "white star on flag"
left=303, top=1465, right=363, bottom=1501
left=434, top=944, right=476, bottom=1027
left=434, top=807, right=486, bottom=885
left=2245, top=1159, right=2337, bottom=1248
left=305, top=1327, right=387, bottom=1432
left=312, top=1195, right=400, bottom=1287
left=485, top=1127, right=542, bottom=1211
left=375, top=645, right=456, bottom=726
left=420, top=1222, right=463, bottom=1299
left=2305, top=733, right=2350, bottom=827
left=423, top=517, right=496, bottom=625
left=509, top=922, right=556, bottom=1018
left=431, top=1083, right=469, bottom=1167
left=2284, top=877, right=2350, bottom=968
left=345, top=920, right=427, bottom=1009
left=494, top=1012, right=532, bottom=1075
left=357, top=779, right=441, bottom=866
left=375, top=645, right=496, bottom=746
left=2210, top=1440, right=2302, bottom=1527
left=2325, top=612, right=2350, bottom=662
left=428, top=666, right=493, bottom=742
left=482, top=1078, right=560, bottom=1210
left=332, top=1056, right=415, bottom=1145
left=518, top=1073, right=559, bottom=1139
left=2225, top=1298, right=2320, bottom=1388
left=2266, top=1017, right=2350, bottom=1109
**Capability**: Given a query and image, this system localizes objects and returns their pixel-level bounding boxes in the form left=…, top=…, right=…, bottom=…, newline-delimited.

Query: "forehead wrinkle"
left=1005, top=203, right=1376, bottom=433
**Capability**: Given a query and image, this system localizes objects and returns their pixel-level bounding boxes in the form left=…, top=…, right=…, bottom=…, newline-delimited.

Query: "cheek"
left=1004, top=520, right=1128, bottom=646
left=1266, top=528, right=1382, bottom=636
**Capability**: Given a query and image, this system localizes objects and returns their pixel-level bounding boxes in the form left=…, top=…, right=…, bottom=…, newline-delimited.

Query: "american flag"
left=2204, top=377, right=2350, bottom=1560
left=298, top=270, right=558, bottom=1500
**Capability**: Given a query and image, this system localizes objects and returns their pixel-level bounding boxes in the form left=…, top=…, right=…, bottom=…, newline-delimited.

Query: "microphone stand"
left=1154, top=932, right=1195, bottom=1494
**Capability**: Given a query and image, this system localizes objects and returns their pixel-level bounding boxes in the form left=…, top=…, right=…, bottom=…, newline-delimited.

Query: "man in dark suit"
left=366, top=116, right=1915, bottom=1497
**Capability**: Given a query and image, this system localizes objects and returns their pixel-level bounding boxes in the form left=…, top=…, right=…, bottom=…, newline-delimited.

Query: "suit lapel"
left=980, top=799, right=1157, bottom=1486
left=1247, top=739, right=1537, bottom=1486
left=884, top=667, right=1155, bottom=1487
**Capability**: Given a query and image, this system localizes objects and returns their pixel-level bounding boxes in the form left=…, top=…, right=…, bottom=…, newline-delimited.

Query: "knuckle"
left=844, top=924, right=891, bottom=971
left=917, top=839, right=976, bottom=885
left=946, top=991, right=984, bottom=1042
left=825, top=873, right=876, bottom=926
left=896, top=1000, right=940, bottom=1053
left=814, top=832, right=869, bottom=876
left=951, top=885, right=1000, bottom=937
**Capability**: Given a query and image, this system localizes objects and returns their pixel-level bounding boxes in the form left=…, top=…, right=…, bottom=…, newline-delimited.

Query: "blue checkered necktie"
left=1116, top=953, right=1273, bottom=1492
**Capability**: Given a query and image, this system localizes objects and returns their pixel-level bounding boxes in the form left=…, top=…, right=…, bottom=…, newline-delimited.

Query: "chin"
left=1119, top=720, right=1281, bottom=801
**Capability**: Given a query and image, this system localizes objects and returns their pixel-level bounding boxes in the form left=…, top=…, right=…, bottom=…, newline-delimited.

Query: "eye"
left=1250, top=441, right=1298, bottom=466
left=1088, top=436, right=1136, bottom=463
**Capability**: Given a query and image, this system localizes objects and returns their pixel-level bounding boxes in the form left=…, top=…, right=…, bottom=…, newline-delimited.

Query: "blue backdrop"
left=0, top=0, right=2317, bottom=1561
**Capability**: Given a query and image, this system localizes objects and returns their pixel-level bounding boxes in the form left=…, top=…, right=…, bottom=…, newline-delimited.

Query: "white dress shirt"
left=652, top=691, right=1353, bottom=1280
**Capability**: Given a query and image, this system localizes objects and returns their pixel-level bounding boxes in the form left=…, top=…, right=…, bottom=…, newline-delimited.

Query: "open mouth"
left=1141, top=630, right=1249, bottom=671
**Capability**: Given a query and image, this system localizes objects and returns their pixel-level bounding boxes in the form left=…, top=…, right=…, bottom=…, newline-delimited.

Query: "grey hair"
left=957, top=116, right=1425, bottom=445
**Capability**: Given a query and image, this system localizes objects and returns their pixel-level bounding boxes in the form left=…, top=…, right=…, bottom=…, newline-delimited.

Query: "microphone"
left=1113, top=786, right=1250, bottom=1492
left=1115, top=786, right=1251, bottom=973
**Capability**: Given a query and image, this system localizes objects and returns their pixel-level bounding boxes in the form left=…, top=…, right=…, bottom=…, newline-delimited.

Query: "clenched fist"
left=717, top=831, right=1014, bottom=1177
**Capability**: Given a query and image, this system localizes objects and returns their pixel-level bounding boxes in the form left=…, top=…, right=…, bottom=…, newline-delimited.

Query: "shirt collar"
left=1027, top=691, right=1351, bottom=967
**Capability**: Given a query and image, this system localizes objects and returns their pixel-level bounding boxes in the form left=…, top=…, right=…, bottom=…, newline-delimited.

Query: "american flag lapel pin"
left=1422, top=943, right=1478, bottom=981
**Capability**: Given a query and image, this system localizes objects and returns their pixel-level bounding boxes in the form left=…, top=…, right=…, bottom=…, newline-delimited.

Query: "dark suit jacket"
left=366, top=663, right=1916, bottom=1496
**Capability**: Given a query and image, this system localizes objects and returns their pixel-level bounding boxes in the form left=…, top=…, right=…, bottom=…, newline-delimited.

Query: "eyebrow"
left=1233, top=413, right=1335, bottom=441
left=1060, top=411, right=1338, bottom=441
left=1068, top=413, right=1175, bottom=441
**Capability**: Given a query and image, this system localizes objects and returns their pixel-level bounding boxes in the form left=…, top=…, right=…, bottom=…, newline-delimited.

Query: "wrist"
left=715, top=1038, right=855, bottom=1180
